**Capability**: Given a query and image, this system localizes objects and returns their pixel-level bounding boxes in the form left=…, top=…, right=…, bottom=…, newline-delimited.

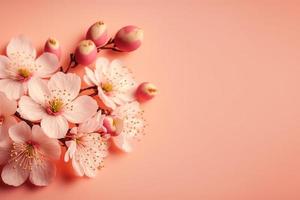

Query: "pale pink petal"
left=0, top=79, right=23, bottom=100
left=31, top=125, right=61, bottom=160
left=0, top=92, right=17, bottom=116
left=35, top=53, right=60, bottom=78
left=28, top=77, right=50, bottom=106
left=8, top=121, right=31, bottom=143
left=18, top=96, right=45, bottom=121
left=29, top=159, right=56, bottom=186
left=6, top=35, right=36, bottom=61
left=1, top=162, right=30, bottom=186
left=63, top=95, right=97, bottom=123
left=111, top=96, right=125, bottom=105
left=0, top=116, right=17, bottom=142
left=78, top=111, right=104, bottom=133
left=69, top=127, right=78, bottom=135
left=94, top=58, right=109, bottom=82
left=115, top=91, right=135, bottom=103
left=97, top=88, right=116, bottom=110
left=84, top=67, right=98, bottom=85
left=113, top=135, right=133, bottom=152
left=64, top=141, right=76, bottom=162
left=48, top=72, right=81, bottom=101
left=83, top=75, right=93, bottom=86
left=41, top=115, right=68, bottom=139
left=0, top=142, right=10, bottom=165
left=95, top=57, right=109, bottom=77
left=114, top=101, right=141, bottom=117
left=0, top=124, right=12, bottom=165
left=72, top=158, right=84, bottom=176
left=0, top=55, right=9, bottom=78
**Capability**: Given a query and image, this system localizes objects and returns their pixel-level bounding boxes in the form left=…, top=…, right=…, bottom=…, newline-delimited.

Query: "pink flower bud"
left=44, top=37, right=61, bottom=59
left=103, top=116, right=123, bottom=137
left=74, top=40, right=97, bottom=65
left=135, top=82, right=157, bottom=103
left=114, top=25, right=144, bottom=52
left=86, top=21, right=109, bottom=47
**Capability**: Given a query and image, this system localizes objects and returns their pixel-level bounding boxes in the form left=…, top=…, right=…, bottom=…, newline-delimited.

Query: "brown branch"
left=80, top=85, right=97, bottom=93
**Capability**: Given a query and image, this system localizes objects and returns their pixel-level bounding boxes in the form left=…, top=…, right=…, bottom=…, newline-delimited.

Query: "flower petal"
left=0, top=79, right=23, bottom=100
left=113, top=135, right=133, bottom=152
left=83, top=75, right=93, bottom=86
left=1, top=161, right=30, bottom=186
left=18, top=96, right=46, bottom=121
left=0, top=141, right=10, bottom=165
left=31, top=125, right=61, bottom=160
left=28, top=77, right=50, bottom=106
left=6, top=35, right=36, bottom=61
left=63, top=95, right=97, bottom=123
left=8, top=121, right=31, bottom=143
left=41, top=115, right=68, bottom=139
left=78, top=111, right=104, bottom=133
left=0, top=55, right=10, bottom=78
left=0, top=116, right=17, bottom=142
left=35, top=53, right=60, bottom=78
left=97, top=88, right=116, bottom=110
left=0, top=119, right=13, bottom=165
left=72, top=157, right=84, bottom=176
left=48, top=72, right=81, bottom=101
left=0, top=92, right=17, bottom=116
left=84, top=67, right=98, bottom=85
left=29, top=159, right=56, bottom=186
left=113, top=101, right=141, bottom=117
left=64, top=140, right=76, bottom=162
left=95, top=57, right=109, bottom=78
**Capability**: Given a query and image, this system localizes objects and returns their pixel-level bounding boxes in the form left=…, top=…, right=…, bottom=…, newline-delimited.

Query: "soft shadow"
left=108, top=139, right=128, bottom=156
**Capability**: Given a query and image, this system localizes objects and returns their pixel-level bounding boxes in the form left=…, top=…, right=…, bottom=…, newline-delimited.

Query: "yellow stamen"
left=101, top=82, right=113, bottom=93
left=49, top=98, right=64, bottom=113
left=18, top=68, right=31, bottom=78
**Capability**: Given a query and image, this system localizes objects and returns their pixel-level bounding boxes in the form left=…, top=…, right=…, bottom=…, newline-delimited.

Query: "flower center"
left=101, top=82, right=113, bottom=93
left=46, top=98, right=64, bottom=115
left=17, top=67, right=32, bottom=81
left=9, top=142, right=39, bottom=170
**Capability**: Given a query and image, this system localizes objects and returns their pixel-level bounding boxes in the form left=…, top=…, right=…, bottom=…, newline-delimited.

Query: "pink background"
left=1, top=0, right=300, bottom=199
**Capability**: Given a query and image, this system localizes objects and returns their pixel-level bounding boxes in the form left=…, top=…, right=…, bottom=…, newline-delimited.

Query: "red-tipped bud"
left=135, top=82, right=157, bottom=103
left=114, top=25, right=143, bottom=52
left=44, top=37, right=61, bottom=59
left=86, top=21, right=109, bottom=47
left=74, top=40, right=97, bottom=65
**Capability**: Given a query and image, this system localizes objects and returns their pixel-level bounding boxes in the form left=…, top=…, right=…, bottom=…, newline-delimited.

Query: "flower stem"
left=80, top=85, right=98, bottom=93
left=97, top=46, right=122, bottom=52
left=96, top=38, right=122, bottom=52
left=64, top=53, right=77, bottom=73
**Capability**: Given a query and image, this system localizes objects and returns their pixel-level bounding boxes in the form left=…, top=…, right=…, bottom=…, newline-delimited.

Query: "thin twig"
left=64, top=53, right=77, bottom=73
left=97, top=46, right=122, bottom=52
left=80, top=85, right=97, bottom=93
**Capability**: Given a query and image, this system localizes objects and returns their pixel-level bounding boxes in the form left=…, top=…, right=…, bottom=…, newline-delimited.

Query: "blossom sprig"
left=0, top=20, right=157, bottom=187
left=64, top=22, right=144, bottom=73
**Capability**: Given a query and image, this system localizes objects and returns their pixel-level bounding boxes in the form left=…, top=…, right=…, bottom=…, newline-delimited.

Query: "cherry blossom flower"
left=18, top=72, right=98, bottom=138
left=0, top=122, right=61, bottom=186
left=103, top=101, right=145, bottom=152
left=64, top=111, right=108, bottom=177
left=0, top=92, right=17, bottom=139
left=0, top=36, right=60, bottom=100
left=84, top=57, right=136, bottom=110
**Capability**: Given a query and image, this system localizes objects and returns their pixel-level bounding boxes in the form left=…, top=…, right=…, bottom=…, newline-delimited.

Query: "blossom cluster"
left=0, top=22, right=157, bottom=187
